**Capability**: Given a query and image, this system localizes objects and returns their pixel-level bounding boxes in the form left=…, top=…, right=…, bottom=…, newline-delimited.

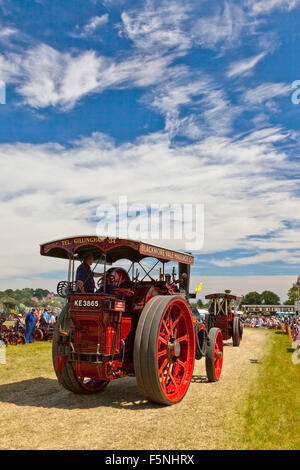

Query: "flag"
left=194, top=279, right=204, bottom=293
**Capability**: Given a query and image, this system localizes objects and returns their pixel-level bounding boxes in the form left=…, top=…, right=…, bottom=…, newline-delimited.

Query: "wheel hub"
left=168, top=337, right=181, bottom=360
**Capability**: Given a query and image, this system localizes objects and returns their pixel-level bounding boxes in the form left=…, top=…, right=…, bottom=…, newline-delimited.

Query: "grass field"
left=222, top=330, right=300, bottom=450
left=0, top=328, right=298, bottom=450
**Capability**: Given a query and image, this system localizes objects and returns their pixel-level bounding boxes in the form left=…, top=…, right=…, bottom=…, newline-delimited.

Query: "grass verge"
left=223, top=330, right=300, bottom=450
left=0, top=342, right=53, bottom=383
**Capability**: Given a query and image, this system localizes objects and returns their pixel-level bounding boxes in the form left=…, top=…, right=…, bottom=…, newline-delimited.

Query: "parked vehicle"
left=205, top=290, right=243, bottom=347
left=0, top=318, right=25, bottom=345
left=40, top=236, right=224, bottom=405
left=34, top=326, right=54, bottom=342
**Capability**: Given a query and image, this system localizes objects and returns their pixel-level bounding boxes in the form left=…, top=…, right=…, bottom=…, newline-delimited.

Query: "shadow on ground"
left=0, top=376, right=163, bottom=411
left=191, top=375, right=208, bottom=383
left=0, top=372, right=214, bottom=410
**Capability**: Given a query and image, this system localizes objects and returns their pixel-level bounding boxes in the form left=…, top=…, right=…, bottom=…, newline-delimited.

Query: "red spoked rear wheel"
left=205, top=328, right=223, bottom=382
left=134, top=296, right=195, bottom=405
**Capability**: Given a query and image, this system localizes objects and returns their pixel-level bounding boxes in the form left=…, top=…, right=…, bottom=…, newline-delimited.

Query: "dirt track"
left=0, top=328, right=269, bottom=450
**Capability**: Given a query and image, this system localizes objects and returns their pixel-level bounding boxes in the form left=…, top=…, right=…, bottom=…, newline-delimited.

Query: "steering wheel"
left=97, top=275, right=104, bottom=289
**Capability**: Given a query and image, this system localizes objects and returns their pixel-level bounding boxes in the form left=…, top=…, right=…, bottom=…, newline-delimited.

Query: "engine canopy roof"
left=40, top=236, right=194, bottom=265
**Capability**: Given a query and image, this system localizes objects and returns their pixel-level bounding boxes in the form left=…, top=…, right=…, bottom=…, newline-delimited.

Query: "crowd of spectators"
left=244, top=315, right=300, bottom=341
left=14, top=308, right=57, bottom=343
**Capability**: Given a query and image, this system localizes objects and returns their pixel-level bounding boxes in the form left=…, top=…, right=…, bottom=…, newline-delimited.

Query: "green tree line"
left=0, top=287, right=64, bottom=310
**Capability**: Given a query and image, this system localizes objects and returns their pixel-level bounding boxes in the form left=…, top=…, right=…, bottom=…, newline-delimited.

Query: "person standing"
left=75, top=253, right=102, bottom=293
left=40, top=308, right=50, bottom=331
left=49, top=312, right=56, bottom=326
left=25, top=308, right=37, bottom=344
left=14, top=314, right=24, bottom=333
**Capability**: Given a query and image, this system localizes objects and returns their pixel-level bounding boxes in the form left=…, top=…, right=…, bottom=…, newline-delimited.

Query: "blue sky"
left=0, top=0, right=299, bottom=299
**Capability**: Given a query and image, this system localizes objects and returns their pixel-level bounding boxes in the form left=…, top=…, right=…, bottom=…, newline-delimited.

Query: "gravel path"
left=0, top=328, right=269, bottom=450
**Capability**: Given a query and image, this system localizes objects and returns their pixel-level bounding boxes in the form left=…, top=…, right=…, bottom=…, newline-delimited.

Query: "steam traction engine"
left=205, top=290, right=243, bottom=347
left=40, top=236, right=224, bottom=405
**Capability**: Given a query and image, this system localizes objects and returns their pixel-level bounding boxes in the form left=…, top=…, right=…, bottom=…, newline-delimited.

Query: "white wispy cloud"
left=120, top=0, right=260, bottom=53
left=212, top=250, right=300, bottom=267
left=227, top=52, right=267, bottom=77
left=243, top=81, right=292, bottom=115
left=0, top=1, right=291, bottom=113
left=192, top=2, right=255, bottom=50
left=119, top=0, right=263, bottom=53
left=143, top=72, right=239, bottom=138
left=0, top=26, right=18, bottom=38
left=0, top=53, right=19, bottom=81
left=120, top=0, right=192, bottom=53
left=243, top=82, right=291, bottom=105
left=0, top=126, right=299, bottom=280
left=72, top=14, right=109, bottom=38
left=247, top=0, right=300, bottom=15
left=0, top=43, right=175, bottom=109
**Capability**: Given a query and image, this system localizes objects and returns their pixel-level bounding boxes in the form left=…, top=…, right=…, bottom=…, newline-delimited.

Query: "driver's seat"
left=97, top=267, right=133, bottom=299
left=106, top=267, right=131, bottom=287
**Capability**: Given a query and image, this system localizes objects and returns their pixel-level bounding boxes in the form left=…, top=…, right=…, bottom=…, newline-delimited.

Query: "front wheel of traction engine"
left=52, top=305, right=109, bottom=394
left=134, top=296, right=195, bottom=405
left=232, top=316, right=241, bottom=347
left=205, top=327, right=223, bottom=382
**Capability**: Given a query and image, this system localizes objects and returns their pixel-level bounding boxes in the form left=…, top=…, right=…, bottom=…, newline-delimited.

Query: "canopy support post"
left=71, top=256, right=75, bottom=282
left=103, top=255, right=107, bottom=294
left=67, top=256, right=72, bottom=282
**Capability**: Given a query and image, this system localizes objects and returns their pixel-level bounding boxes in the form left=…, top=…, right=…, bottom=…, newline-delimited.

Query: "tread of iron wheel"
left=140, top=296, right=172, bottom=403
left=205, top=327, right=221, bottom=382
left=134, top=295, right=166, bottom=399
left=232, top=316, right=240, bottom=347
left=52, top=305, right=83, bottom=393
left=134, top=295, right=192, bottom=405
